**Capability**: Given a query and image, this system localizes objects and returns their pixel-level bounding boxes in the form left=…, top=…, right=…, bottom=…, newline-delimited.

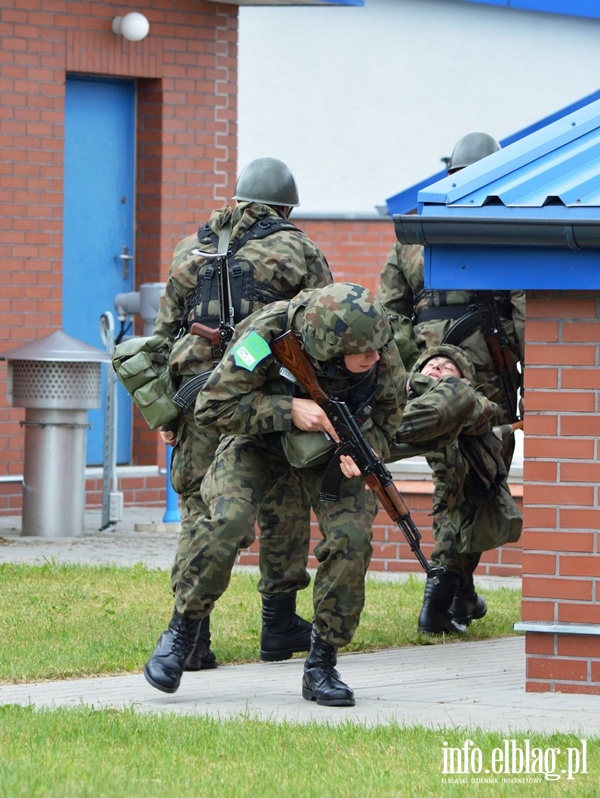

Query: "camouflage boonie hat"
left=301, top=283, right=392, bottom=362
left=413, top=344, right=476, bottom=385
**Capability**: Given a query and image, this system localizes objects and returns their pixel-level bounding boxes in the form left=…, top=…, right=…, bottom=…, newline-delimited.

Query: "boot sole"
left=302, top=687, right=355, bottom=707
left=452, top=607, right=488, bottom=625
left=418, top=622, right=466, bottom=635
left=143, top=665, right=180, bottom=694
left=184, top=658, right=218, bottom=672
left=260, top=647, right=309, bottom=662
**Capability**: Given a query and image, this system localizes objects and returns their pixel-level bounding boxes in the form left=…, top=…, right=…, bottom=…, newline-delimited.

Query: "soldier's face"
left=421, top=356, right=462, bottom=380
left=343, top=351, right=380, bottom=374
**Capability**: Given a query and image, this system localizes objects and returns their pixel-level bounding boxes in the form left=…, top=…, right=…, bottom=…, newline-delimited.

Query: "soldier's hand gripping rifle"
left=173, top=224, right=233, bottom=411
left=442, top=291, right=521, bottom=424
left=271, top=329, right=444, bottom=582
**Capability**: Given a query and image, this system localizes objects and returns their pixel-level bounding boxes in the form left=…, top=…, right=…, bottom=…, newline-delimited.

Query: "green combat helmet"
left=233, top=157, right=300, bottom=207
left=448, top=132, right=501, bottom=174
left=413, top=343, right=476, bottom=385
left=301, top=283, right=392, bottom=363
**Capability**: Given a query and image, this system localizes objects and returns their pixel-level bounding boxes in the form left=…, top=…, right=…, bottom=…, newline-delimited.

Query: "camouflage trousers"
left=175, top=434, right=377, bottom=647
left=429, top=507, right=482, bottom=584
left=169, top=409, right=311, bottom=596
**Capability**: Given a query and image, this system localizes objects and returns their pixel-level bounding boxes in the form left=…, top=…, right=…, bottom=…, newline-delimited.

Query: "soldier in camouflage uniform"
left=378, top=132, right=525, bottom=631
left=403, top=345, right=521, bottom=633
left=153, top=157, right=333, bottom=670
left=144, top=283, right=405, bottom=706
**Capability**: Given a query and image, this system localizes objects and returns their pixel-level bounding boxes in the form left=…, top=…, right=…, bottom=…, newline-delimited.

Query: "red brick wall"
left=294, top=216, right=393, bottom=295
left=522, top=292, right=600, bottom=693
left=0, top=0, right=238, bottom=475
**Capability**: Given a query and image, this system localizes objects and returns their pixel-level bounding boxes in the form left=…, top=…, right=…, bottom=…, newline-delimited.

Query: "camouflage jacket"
left=377, top=242, right=525, bottom=424
left=195, top=290, right=406, bottom=463
left=153, top=202, right=333, bottom=379
left=390, top=371, right=496, bottom=462
left=408, top=372, right=507, bottom=514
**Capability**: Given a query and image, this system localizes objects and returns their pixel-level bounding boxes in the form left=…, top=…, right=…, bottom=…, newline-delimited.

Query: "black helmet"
left=233, top=157, right=300, bottom=207
left=448, top=132, right=500, bottom=174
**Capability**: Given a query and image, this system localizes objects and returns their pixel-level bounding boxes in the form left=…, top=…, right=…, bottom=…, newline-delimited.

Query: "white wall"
left=238, top=0, right=600, bottom=216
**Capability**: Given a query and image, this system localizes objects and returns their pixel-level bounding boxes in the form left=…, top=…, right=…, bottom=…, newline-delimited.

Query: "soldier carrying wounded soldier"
left=144, top=283, right=520, bottom=707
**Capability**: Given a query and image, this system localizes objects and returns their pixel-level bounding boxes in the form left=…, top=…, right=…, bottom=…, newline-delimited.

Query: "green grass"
left=1, top=563, right=598, bottom=798
left=0, top=562, right=520, bottom=682
left=0, top=707, right=597, bottom=798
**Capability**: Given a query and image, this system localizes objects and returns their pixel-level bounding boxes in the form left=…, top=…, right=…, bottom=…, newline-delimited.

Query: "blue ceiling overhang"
left=454, top=0, right=600, bottom=20
left=212, top=0, right=363, bottom=6
left=393, top=98, right=600, bottom=290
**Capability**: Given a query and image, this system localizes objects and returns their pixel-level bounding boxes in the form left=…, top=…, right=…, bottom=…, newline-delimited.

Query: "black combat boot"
left=417, top=572, right=467, bottom=635
left=143, top=610, right=201, bottom=694
left=449, top=576, right=487, bottom=626
left=184, top=615, right=217, bottom=671
left=260, top=591, right=312, bottom=662
left=302, top=626, right=355, bottom=707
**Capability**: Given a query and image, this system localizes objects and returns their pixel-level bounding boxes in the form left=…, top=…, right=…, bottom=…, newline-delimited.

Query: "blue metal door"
left=63, top=77, right=135, bottom=465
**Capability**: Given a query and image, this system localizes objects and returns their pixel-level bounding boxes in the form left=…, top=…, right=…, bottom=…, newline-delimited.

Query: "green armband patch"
left=232, top=331, right=272, bottom=371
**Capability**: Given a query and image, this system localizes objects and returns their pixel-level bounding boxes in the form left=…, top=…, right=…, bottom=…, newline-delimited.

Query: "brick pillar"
left=519, top=291, right=600, bottom=694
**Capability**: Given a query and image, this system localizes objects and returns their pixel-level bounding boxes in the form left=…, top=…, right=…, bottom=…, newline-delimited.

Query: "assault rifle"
left=173, top=224, right=232, bottom=412
left=271, top=329, right=444, bottom=582
left=442, top=291, right=521, bottom=424
left=189, top=222, right=234, bottom=357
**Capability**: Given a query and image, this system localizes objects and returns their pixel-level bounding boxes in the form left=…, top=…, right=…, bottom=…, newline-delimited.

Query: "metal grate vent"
left=9, top=360, right=103, bottom=410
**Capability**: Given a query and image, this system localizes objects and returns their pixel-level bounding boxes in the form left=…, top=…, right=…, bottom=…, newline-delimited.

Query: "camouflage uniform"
left=407, top=346, right=502, bottom=582
left=180, top=285, right=405, bottom=647
left=144, top=283, right=404, bottom=704
left=378, top=242, right=525, bottom=434
left=154, top=201, right=333, bottom=598
left=400, top=344, right=522, bottom=634
left=378, top=242, right=525, bottom=586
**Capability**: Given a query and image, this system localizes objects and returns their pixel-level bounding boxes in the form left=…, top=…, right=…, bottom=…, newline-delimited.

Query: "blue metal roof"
left=385, top=89, right=600, bottom=215
left=416, top=98, right=600, bottom=220
left=393, top=97, right=600, bottom=289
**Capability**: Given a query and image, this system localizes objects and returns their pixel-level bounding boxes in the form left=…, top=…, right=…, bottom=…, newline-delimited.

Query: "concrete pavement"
left=2, top=506, right=600, bottom=735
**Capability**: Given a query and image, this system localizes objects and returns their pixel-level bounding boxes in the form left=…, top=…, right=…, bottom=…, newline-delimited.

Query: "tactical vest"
left=184, top=216, right=300, bottom=330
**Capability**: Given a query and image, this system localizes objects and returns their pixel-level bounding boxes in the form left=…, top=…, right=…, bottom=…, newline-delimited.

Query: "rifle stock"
left=271, top=330, right=330, bottom=404
left=271, top=329, right=443, bottom=580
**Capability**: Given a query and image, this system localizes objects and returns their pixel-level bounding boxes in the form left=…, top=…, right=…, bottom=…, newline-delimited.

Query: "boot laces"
left=170, top=619, right=194, bottom=658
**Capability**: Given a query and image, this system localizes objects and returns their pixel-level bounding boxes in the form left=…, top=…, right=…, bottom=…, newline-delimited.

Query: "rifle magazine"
left=172, top=370, right=214, bottom=411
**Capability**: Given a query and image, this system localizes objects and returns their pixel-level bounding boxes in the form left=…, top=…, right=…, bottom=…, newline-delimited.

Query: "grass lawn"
left=2, top=563, right=597, bottom=797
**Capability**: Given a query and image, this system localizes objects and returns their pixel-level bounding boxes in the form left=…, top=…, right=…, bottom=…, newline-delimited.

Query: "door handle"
left=117, top=245, right=134, bottom=280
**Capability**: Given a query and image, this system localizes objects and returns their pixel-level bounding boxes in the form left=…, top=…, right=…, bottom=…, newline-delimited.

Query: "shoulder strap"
left=230, top=216, right=299, bottom=256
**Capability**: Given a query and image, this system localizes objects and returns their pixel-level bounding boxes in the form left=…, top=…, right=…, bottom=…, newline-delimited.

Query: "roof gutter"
left=393, top=216, right=600, bottom=251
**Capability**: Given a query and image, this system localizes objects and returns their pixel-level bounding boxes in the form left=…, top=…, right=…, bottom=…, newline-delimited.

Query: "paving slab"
left=2, top=637, right=600, bottom=734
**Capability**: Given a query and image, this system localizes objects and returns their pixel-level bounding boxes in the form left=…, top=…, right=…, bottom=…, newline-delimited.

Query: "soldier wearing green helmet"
left=153, top=156, right=333, bottom=672
left=233, top=156, right=300, bottom=207
left=145, top=283, right=406, bottom=706
left=378, top=132, right=525, bottom=634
